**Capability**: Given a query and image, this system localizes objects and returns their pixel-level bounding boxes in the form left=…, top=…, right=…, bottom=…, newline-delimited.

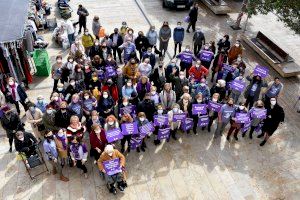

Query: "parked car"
left=162, top=0, right=193, bottom=9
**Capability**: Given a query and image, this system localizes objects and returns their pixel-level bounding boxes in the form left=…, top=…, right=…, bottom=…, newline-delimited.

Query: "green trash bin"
left=33, top=49, right=51, bottom=76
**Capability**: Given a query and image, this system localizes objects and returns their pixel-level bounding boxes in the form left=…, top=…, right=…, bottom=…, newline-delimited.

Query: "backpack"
left=98, top=27, right=106, bottom=38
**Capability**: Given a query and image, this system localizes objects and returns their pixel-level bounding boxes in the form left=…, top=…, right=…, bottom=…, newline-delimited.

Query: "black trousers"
left=112, top=46, right=122, bottom=62
left=78, top=20, right=87, bottom=33
left=187, top=21, right=196, bottom=32
left=14, top=100, right=28, bottom=114
left=121, top=135, right=131, bottom=150
left=194, top=43, right=202, bottom=55
left=180, top=62, right=192, bottom=78
left=53, top=79, right=62, bottom=92
left=174, top=42, right=182, bottom=55
left=245, top=96, right=255, bottom=109
left=76, top=160, right=87, bottom=173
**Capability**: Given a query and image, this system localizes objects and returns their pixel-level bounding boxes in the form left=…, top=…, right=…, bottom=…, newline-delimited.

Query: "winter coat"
left=42, top=111, right=58, bottom=131
left=90, top=129, right=108, bottom=152
left=189, top=66, right=209, bottom=80
left=136, top=82, right=151, bottom=100
left=159, top=90, right=176, bottom=110
left=176, top=51, right=196, bottom=64
left=137, top=99, right=156, bottom=121
left=135, top=36, right=149, bottom=51
left=173, top=27, right=185, bottom=43
left=169, top=74, right=189, bottom=98
left=228, top=46, right=243, bottom=64
left=55, top=109, right=75, bottom=129
left=109, top=33, right=123, bottom=47
left=97, top=149, right=125, bottom=171
left=1, top=112, right=23, bottom=138
left=193, top=31, right=205, bottom=45
left=146, top=30, right=158, bottom=46
left=244, top=76, right=268, bottom=102
left=189, top=7, right=198, bottom=22
left=262, top=104, right=284, bottom=135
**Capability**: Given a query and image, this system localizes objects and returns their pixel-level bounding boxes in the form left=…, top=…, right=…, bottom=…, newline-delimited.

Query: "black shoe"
left=207, top=127, right=211, bottom=132
left=249, top=134, right=253, bottom=139
left=136, top=147, right=140, bottom=153
left=117, top=182, right=125, bottom=192
left=9, top=147, right=12, bottom=153
left=242, top=133, right=245, bottom=137
left=154, top=140, right=160, bottom=145
left=109, top=185, right=117, bottom=194
left=121, top=148, right=125, bottom=153
left=201, top=127, right=205, bottom=131
left=226, top=136, right=230, bottom=141
left=257, top=134, right=264, bottom=138
left=127, top=147, right=131, bottom=153
left=142, top=142, right=147, bottom=148
left=141, top=146, right=145, bottom=152
left=186, top=30, right=190, bottom=33
left=260, top=140, right=267, bottom=146
left=187, top=130, right=190, bottom=134
left=234, top=136, right=238, bottom=141
left=171, top=133, right=178, bottom=140
left=78, top=31, right=81, bottom=35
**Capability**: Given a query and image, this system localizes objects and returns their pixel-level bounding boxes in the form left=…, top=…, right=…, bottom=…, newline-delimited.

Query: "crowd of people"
left=0, top=2, right=286, bottom=195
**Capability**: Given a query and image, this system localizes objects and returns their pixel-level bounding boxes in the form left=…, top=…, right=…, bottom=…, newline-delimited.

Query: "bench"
left=242, top=32, right=300, bottom=77
left=201, top=0, right=231, bottom=15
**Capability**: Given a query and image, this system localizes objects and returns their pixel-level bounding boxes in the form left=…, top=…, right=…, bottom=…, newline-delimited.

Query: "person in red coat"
left=188, top=60, right=209, bottom=81
left=101, top=78, right=119, bottom=102
left=89, top=124, right=108, bottom=161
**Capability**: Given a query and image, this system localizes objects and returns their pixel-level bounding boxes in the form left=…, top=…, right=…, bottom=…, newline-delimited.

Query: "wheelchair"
left=18, top=144, right=49, bottom=180
left=99, top=169, right=128, bottom=195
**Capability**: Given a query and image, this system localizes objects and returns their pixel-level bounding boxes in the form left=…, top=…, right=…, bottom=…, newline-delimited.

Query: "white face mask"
left=179, top=75, right=185, bottom=79
left=235, top=44, right=240, bottom=47
left=9, top=81, right=14, bottom=85
left=270, top=100, right=276, bottom=105
left=151, top=91, right=156, bottom=95
left=95, top=130, right=101, bottom=134
left=103, top=94, right=108, bottom=99
left=139, top=117, right=145, bottom=122
left=123, top=102, right=128, bottom=106
left=70, top=82, right=75, bottom=86
left=57, top=59, right=62, bottom=63
left=58, top=132, right=64, bottom=137
left=84, top=32, right=89, bottom=35
left=173, top=108, right=179, bottom=113
left=58, top=88, right=63, bottom=91
left=95, top=42, right=99, bottom=46
left=47, top=110, right=53, bottom=114
left=212, top=98, right=218, bottom=102
left=185, top=49, right=190, bottom=52
left=69, top=59, right=73, bottom=63
left=197, top=99, right=202, bottom=103
left=196, top=64, right=200, bottom=68
left=157, top=109, right=163, bottom=114
left=239, top=106, right=245, bottom=110
left=128, top=31, right=133, bottom=34
left=108, top=121, right=114, bottom=125
left=84, top=96, right=89, bottom=100
left=108, top=153, right=113, bottom=156
left=127, top=83, right=132, bottom=87
left=19, top=137, right=24, bottom=141
left=54, top=97, right=59, bottom=101
left=200, top=83, right=206, bottom=87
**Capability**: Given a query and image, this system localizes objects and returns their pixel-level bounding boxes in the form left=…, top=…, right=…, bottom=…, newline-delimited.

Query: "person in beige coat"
left=25, top=102, right=44, bottom=141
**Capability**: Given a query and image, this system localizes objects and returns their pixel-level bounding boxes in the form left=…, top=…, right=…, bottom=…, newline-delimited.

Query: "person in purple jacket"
left=176, top=45, right=196, bottom=78
left=136, top=76, right=151, bottom=101
left=197, top=43, right=215, bottom=69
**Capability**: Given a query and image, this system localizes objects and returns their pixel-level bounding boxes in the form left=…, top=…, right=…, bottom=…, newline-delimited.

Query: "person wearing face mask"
left=153, top=104, right=168, bottom=145
left=1, top=105, right=23, bottom=152
left=159, top=21, right=171, bottom=57
left=170, top=69, right=189, bottom=101
left=138, top=58, right=152, bottom=77
left=135, top=31, right=150, bottom=60
left=165, top=59, right=179, bottom=83
left=42, top=105, right=59, bottom=132
left=25, top=102, right=44, bottom=142
left=262, top=77, right=284, bottom=109
left=77, top=4, right=89, bottom=34
left=122, top=79, right=137, bottom=99
left=211, top=48, right=228, bottom=83
left=54, top=129, right=68, bottom=170
left=117, top=97, right=132, bottom=119
left=86, top=110, right=105, bottom=132
left=176, top=45, right=196, bottom=77
left=43, top=131, right=69, bottom=182
left=210, top=79, right=227, bottom=102
left=136, top=76, right=151, bottom=101
left=119, top=41, right=136, bottom=64
left=233, top=55, right=246, bottom=74
left=137, top=93, right=156, bottom=122
left=104, top=115, right=120, bottom=131
left=35, top=95, right=48, bottom=113
left=160, top=83, right=176, bottom=111
left=52, top=55, right=64, bottom=92
left=68, top=94, right=83, bottom=120
left=194, top=78, right=211, bottom=101
left=64, top=79, right=81, bottom=103
left=120, top=113, right=134, bottom=153
left=89, top=124, right=108, bottom=162
left=197, top=44, right=214, bottom=69
left=108, top=28, right=123, bottom=63
left=187, top=3, right=199, bottom=33
left=226, top=102, right=248, bottom=141
left=206, top=93, right=221, bottom=132
left=72, top=64, right=85, bottom=90
left=142, top=47, right=156, bottom=68
left=150, top=60, right=166, bottom=92
left=134, top=112, right=149, bottom=152
left=70, top=136, right=88, bottom=178
left=54, top=83, right=66, bottom=99
left=49, top=92, right=62, bottom=110
left=98, top=91, right=115, bottom=118
left=82, top=91, right=97, bottom=119
left=228, top=40, right=243, bottom=65
left=244, top=73, right=268, bottom=109
left=105, top=54, right=118, bottom=69
left=64, top=18, right=75, bottom=45
left=66, top=115, right=86, bottom=141
left=55, top=101, right=76, bottom=129
left=190, top=93, right=207, bottom=135
left=70, top=40, right=85, bottom=61
left=89, top=40, right=103, bottom=59
left=214, top=98, right=236, bottom=138
left=230, top=72, right=246, bottom=103
left=189, top=60, right=209, bottom=81
left=242, top=100, right=265, bottom=139
left=167, top=104, right=183, bottom=140
left=192, top=27, right=206, bottom=55
left=15, top=130, right=38, bottom=159
left=89, top=72, right=102, bottom=93
left=98, top=144, right=126, bottom=194
left=92, top=16, right=101, bottom=40
left=61, top=56, right=75, bottom=84
left=217, top=35, right=230, bottom=53
left=178, top=94, right=192, bottom=134
left=150, top=86, right=160, bottom=105
left=146, top=25, right=158, bottom=48
left=81, top=29, right=94, bottom=55
left=173, top=22, right=185, bottom=57
left=124, top=28, right=135, bottom=43
left=123, top=58, right=139, bottom=83
left=102, top=78, right=119, bottom=102
left=258, top=98, right=284, bottom=146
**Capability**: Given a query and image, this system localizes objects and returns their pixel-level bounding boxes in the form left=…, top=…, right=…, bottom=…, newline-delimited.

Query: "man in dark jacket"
left=109, top=28, right=124, bottom=63
left=137, top=94, right=156, bottom=122
left=169, top=69, right=189, bottom=101
left=173, top=22, right=185, bottom=57
left=142, top=47, right=156, bottom=68
left=55, top=101, right=75, bottom=129
left=1, top=105, right=24, bottom=152
left=15, top=130, right=37, bottom=158
left=258, top=98, right=285, bottom=146
left=135, top=31, right=149, bottom=60
left=187, top=3, right=199, bottom=33
left=77, top=4, right=89, bottom=34
left=193, top=28, right=205, bottom=55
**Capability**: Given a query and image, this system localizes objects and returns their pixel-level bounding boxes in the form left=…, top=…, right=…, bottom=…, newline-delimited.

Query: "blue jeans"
left=68, top=33, right=75, bottom=45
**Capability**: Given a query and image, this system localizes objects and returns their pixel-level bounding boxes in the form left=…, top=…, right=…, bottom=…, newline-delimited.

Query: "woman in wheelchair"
left=97, top=145, right=127, bottom=194
left=15, top=130, right=38, bottom=168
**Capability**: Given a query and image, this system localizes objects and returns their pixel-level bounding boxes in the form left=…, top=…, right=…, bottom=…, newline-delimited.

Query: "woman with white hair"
left=167, top=103, right=183, bottom=140
left=210, top=79, right=227, bottom=102
left=98, top=144, right=126, bottom=195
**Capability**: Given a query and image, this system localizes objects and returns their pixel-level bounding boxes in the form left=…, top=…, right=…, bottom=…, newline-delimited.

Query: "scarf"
left=9, top=84, right=16, bottom=100
left=56, top=135, right=67, bottom=150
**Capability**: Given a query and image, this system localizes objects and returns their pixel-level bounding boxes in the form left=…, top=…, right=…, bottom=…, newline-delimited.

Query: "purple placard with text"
left=222, top=64, right=234, bottom=72
left=235, top=113, right=250, bottom=124
left=230, top=80, right=246, bottom=92
left=105, top=66, right=116, bottom=78
left=192, top=104, right=207, bottom=115
left=242, top=122, right=251, bottom=132
left=105, top=128, right=124, bottom=143
left=251, top=108, right=267, bottom=119
left=255, top=123, right=263, bottom=133
left=172, top=113, right=187, bottom=122
left=121, top=122, right=138, bottom=135
left=182, top=118, right=194, bottom=131
left=153, top=115, right=169, bottom=126
left=103, top=158, right=122, bottom=176
left=120, top=105, right=136, bottom=116
left=199, top=50, right=214, bottom=62
left=139, top=122, right=155, bottom=137
left=208, top=101, right=222, bottom=112
left=157, top=128, right=171, bottom=140
left=198, top=115, right=209, bottom=127
left=130, top=137, right=143, bottom=149
left=253, top=65, right=269, bottom=78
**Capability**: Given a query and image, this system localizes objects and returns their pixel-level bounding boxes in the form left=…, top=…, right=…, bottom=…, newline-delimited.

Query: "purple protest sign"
left=103, top=158, right=122, bottom=176
left=139, top=122, right=155, bottom=137
left=230, top=80, right=246, bottom=92
left=208, top=101, right=222, bottom=112
left=130, top=136, right=143, bottom=149
left=253, top=65, right=269, bottom=78
left=255, top=123, right=263, bottom=133
left=173, top=113, right=187, bottom=122
left=181, top=118, right=194, bottom=131
left=198, top=115, right=209, bottom=127
left=120, top=105, right=136, bottom=116
left=222, top=64, right=234, bottom=72
left=121, top=122, right=138, bottom=135
left=157, top=127, right=171, bottom=140
left=242, top=122, right=251, bottom=132
left=251, top=108, right=267, bottom=119
left=105, top=128, right=124, bottom=143
left=235, top=113, right=250, bottom=124
left=192, top=104, right=207, bottom=115
left=105, top=66, right=116, bottom=78
left=199, top=50, right=214, bottom=62
left=153, top=115, right=169, bottom=126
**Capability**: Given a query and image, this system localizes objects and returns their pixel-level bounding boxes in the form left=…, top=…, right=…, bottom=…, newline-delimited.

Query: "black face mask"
left=46, top=135, right=54, bottom=140
left=114, top=31, right=118, bottom=34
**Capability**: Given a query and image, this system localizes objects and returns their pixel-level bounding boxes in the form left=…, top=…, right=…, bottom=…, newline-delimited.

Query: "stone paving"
left=0, top=0, right=299, bottom=199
